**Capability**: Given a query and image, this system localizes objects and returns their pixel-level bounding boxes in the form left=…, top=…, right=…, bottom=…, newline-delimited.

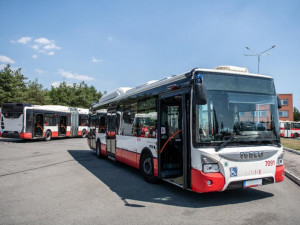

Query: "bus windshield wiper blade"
left=216, top=135, right=236, bottom=152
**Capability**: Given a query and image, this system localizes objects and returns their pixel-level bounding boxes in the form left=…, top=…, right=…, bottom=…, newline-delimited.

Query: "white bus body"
left=0, top=103, right=89, bottom=140
left=88, top=67, right=284, bottom=193
left=280, top=121, right=300, bottom=138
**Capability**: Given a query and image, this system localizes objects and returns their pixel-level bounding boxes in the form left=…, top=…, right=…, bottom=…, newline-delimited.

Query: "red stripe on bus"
left=275, top=165, right=285, bottom=183
left=116, top=148, right=139, bottom=169
left=52, top=131, right=59, bottom=137
left=191, top=168, right=225, bottom=193
left=153, top=158, right=158, bottom=176
left=101, top=143, right=107, bottom=156
left=291, top=128, right=300, bottom=131
left=78, top=131, right=82, bottom=136
left=19, top=132, right=32, bottom=139
left=0, top=132, right=2, bottom=137
left=66, top=131, right=71, bottom=136
left=98, top=144, right=157, bottom=175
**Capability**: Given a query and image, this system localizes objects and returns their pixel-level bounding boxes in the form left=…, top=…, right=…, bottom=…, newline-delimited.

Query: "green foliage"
left=294, top=107, right=300, bottom=121
left=0, top=64, right=27, bottom=105
left=0, top=64, right=103, bottom=108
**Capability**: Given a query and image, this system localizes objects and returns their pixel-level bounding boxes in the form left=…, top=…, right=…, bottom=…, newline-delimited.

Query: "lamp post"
left=244, top=45, right=276, bottom=74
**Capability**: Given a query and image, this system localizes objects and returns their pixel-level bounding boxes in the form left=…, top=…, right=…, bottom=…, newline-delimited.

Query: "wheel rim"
left=143, top=157, right=152, bottom=175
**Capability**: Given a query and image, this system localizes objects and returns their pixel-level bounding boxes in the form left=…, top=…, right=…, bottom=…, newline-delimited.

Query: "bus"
left=0, top=103, right=89, bottom=141
left=87, top=66, right=284, bottom=193
left=279, top=121, right=300, bottom=138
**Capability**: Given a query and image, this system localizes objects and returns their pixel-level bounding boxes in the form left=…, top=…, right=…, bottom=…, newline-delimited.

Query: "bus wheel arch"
left=81, top=129, right=87, bottom=138
left=45, top=130, right=52, bottom=141
left=294, top=133, right=299, bottom=139
left=140, top=148, right=159, bottom=183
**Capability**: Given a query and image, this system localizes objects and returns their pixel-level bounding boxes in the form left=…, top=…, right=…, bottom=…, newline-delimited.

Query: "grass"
left=281, top=138, right=300, bottom=151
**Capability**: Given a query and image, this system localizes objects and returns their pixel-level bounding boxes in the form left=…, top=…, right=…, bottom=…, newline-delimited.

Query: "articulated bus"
left=0, top=103, right=89, bottom=141
left=279, top=121, right=300, bottom=138
left=87, top=66, right=284, bottom=193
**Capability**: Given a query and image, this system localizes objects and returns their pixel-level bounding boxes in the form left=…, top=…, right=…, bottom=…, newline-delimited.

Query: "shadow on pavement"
left=68, top=149, right=274, bottom=208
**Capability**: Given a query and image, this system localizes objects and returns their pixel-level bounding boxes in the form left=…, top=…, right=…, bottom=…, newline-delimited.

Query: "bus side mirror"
left=277, top=95, right=282, bottom=109
left=193, top=74, right=207, bottom=105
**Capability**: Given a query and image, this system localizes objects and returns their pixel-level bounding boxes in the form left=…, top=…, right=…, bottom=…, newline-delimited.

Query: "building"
left=278, top=94, right=293, bottom=121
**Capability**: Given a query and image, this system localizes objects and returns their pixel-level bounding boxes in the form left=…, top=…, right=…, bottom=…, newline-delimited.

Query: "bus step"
left=161, top=170, right=182, bottom=178
left=163, top=163, right=180, bottom=169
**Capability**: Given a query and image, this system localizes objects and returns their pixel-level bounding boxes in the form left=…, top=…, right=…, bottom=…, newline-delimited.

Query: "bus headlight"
left=203, top=164, right=220, bottom=173
left=276, top=153, right=284, bottom=166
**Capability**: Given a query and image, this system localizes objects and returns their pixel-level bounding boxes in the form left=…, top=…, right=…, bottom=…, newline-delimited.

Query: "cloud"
left=32, top=37, right=61, bottom=56
left=32, top=54, right=38, bottom=59
left=17, top=36, right=32, bottom=44
left=0, top=55, right=15, bottom=64
left=34, top=38, right=52, bottom=45
left=34, top=69, right=44, bottom=74
left=51, top=81, right=62, bottom=88
left=92, top=57, right=102, bottom=63
left=107, top=36, right=113, bottom=41
left=58, top=69, right=95, bottom=81
left=0, top=64, right=6, bottom=70
left=43, top=43, right=61, bottom=50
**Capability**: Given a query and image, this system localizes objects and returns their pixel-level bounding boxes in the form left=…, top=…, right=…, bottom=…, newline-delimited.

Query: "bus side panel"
left=43, top=126, right=59, bottom=137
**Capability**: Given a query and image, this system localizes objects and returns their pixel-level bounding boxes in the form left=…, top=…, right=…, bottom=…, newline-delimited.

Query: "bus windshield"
left=194, top=92, right=280, bottom=149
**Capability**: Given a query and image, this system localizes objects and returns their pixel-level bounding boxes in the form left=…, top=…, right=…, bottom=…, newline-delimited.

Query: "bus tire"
left=140, top=151, right=158, bottom=184
left=96, top=141, right=104, bottom=158
left=294, top=133, right=299, bottom=139
left=45, top=130, right=52, bottom=141
left=81, top=129, right=87, bottom=138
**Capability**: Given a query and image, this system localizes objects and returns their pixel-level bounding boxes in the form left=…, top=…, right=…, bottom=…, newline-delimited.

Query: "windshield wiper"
left=216, top=135, right=237, bottom=152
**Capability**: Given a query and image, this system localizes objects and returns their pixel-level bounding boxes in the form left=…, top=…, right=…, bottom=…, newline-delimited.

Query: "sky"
left=0, top=0, right=300, bottom=109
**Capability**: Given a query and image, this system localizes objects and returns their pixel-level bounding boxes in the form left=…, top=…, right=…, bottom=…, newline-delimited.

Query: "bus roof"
left=94, top=67, right=273, bottom=108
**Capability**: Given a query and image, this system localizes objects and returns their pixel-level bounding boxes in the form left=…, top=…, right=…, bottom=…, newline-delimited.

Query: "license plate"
left=243, top=179, right=262, bottom=188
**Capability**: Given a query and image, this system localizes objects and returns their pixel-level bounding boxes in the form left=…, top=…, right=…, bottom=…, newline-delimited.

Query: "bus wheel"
left=140, top=152, right=158, bottom=184
left=96, top=141, right=103, bottom=158
left=294, top=133, right=299, bottom=139
left=81, top=129, right=87, bottom=138
left=45, top=130, right=52, bottom=141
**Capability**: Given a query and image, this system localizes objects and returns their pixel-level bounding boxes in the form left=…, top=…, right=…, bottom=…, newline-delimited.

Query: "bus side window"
left=99, top=116, right=106, bottom=133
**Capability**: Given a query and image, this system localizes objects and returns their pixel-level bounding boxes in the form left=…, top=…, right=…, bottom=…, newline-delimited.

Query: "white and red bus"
left=279, top=121, right=300, bottom=138
left=88, top=66, right=284, bottom=193
left=0, top=103, right=89, bottom=140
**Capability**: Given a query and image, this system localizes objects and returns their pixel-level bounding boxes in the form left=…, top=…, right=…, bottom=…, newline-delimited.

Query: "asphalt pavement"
left=283, top=147, right=300, bottom=186
left=0, top=137, right=300, bottom=225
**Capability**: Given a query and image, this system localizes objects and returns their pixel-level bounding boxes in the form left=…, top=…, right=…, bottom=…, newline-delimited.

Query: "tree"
left=47, top=81, right=102, bottom=108
left=25, top=79, right=50, bottom=105
left=1, top=64, right=102, bottom=108
left=294, top=107, right=300, bottom=121
left=0, top=64, right=27, bottom=106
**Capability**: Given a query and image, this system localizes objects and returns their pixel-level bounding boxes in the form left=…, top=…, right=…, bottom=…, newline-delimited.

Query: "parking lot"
left=1, top=137, right=300, bottom=225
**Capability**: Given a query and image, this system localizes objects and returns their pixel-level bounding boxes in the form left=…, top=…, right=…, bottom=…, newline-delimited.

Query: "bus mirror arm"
left=277, top=95, right=282, bottom=109
left=191, top=69, right=207, bottom=105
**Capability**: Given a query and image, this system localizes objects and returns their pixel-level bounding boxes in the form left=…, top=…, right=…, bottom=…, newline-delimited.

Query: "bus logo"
left=240, top=151, right=263, bottom=159
left=230, top=167, right=238, bottom=177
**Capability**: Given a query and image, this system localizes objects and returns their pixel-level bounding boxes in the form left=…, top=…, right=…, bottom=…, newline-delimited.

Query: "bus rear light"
left=203, top=164, right=220, bottom=173
left=207, top=180, right=212, bottom=185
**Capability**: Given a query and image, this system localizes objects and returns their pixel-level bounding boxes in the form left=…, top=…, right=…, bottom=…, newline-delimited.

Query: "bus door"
left=158, top=90, right=190, bottom=189
left=106, top=112, right=116, bottom=158
left=284, top=122, right=291, bottom=137
left=59, top=115, right=67, bottom=136
left=70, top=109, right=79, bottom=136
left=33, top=113, right=44, bottom=137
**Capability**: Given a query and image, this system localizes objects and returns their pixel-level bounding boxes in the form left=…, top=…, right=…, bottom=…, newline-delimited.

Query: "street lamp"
left=244, top=45, right=276, bottom=74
